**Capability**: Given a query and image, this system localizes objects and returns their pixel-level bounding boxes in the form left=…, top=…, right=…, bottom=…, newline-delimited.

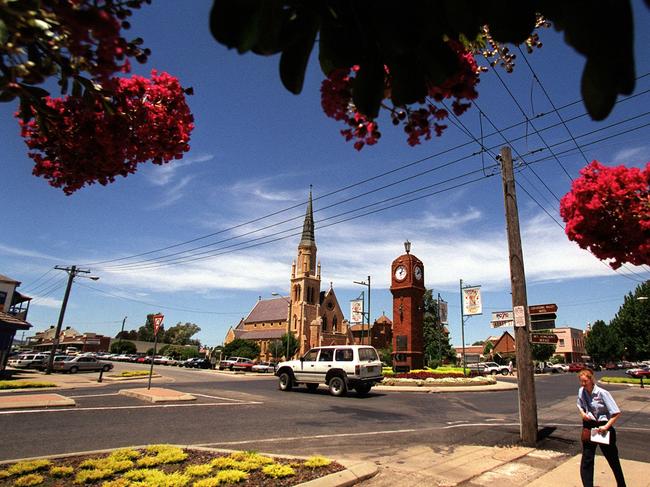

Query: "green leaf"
left=318, top=6, right=364, bottom=76
left=351, top=62, right=384, bottom=119
left=279, top=11, right=318, bottom=94
left=209, top=0, right=264, bottom=54
left=485, top=0, right=536, bottom=44
left=250, top=0, right=287, bottom=55
left=0, top=18, right=8, bottom=44
left=581, top=58, right=617, bottom=121
left=388, top=57, right=427, bottom=106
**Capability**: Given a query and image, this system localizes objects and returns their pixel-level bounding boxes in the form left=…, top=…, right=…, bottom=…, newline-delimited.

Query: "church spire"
left=299, top=187, right=315, bottom=247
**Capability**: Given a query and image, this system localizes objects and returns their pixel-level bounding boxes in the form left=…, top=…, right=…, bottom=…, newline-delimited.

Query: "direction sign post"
left=148, top=314, right=164, bottom=390
left=530, top=333, right=559, bottom=344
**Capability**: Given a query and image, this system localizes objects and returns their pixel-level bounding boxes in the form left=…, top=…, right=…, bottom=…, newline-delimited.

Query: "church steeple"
left=299, top=187, right=315, bottom=248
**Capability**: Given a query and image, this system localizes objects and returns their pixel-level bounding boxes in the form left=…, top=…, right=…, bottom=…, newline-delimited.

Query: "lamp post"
left=353, top=276, right=371, bottom=345
left=272, top=293, right=292, bottom=360
left=46, top=265, right=99, bottom=374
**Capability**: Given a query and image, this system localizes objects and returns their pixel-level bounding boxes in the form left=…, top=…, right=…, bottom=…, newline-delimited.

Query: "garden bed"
left=0, top=445, right=344, bottom=486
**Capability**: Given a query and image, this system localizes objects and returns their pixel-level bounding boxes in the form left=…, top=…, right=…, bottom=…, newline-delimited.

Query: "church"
left=224, top=191, right=352, bottom=360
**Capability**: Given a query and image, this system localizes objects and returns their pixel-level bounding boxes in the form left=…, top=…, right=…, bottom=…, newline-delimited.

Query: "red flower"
left=18, top=71, right=194, bottom=194
left=560, top=161, right=650, bottom=268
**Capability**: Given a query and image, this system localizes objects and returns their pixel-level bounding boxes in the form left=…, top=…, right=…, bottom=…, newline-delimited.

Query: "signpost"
left=148, top=314, right=164, bottom=390
left=529, top=303, right=557, bottom=330
left=491, top=310, right=514, bottom=328
left=530, top=333, right=559, bottom=344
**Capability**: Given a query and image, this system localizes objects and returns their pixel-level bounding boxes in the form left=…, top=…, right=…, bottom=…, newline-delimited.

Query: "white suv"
left=275, top=345, right=383, bottom=397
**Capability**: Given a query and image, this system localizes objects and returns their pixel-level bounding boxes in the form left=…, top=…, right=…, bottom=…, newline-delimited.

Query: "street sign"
left=153, top=314, right=164, bottom=336
left=529, top=304, right=558, bottom=314
left=491, top=310, right=514, bottom=328
left=530, top=333, right=559, bottom=344
left=529, top=303, right=557, bottom=330
left=513, top=305, right=526, bottom=327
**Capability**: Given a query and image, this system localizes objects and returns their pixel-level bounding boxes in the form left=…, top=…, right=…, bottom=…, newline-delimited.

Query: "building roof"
left=234, top=328, right=285, bottom=340
left=12, top=291, right=32, bottom=303
left=244, top=298, right=289, bottom=324
left=0, top=311, right=32, bottom=330
left=375, top=314, right=392, bottom=325
left=0, top=273, right=20, bottom=285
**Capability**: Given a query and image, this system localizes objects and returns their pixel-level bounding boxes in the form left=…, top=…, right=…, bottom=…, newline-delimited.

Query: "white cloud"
left=149, top=175, right=195, bottom=209
left=145, top=153, right=214, bottom=187
left=611, top=145, right=650, bottom=165
left=0, top=243, right=60, bottom=262
left=30, top=296, right=62, bottom=309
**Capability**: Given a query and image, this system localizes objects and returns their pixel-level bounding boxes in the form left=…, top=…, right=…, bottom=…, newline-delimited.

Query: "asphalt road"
left=1, top=366, right=648, bottom=465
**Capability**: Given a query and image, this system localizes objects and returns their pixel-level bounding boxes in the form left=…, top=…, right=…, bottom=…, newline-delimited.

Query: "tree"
left=531, top=342, right=556, bottom=363
left=422, top=290, right=456, bottom=367
left=222, top=339, right=260, bottom=360
left=560, top=161, right=650, bottom=269
left=158, top=344, right=199, bottom=360
left=585, top=320, right=624, bottom=364
left=609, top=281, right=650, bottom=360
left=211, top=1, right=640, bottom=149
left=267, top=340, right=284, bottom=361
left=110, top=340, right=136, bottom=354
left=162, top=322, right=201, bottom=346
left=280, top=333, right=300, bottom=360
left=136, top=313, right=160, bottom=342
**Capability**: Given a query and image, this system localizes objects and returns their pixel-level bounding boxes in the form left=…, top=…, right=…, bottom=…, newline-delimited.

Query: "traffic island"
left=119, top=387, right=196, bottom=403
left=0, top=393, right=75, bottom=409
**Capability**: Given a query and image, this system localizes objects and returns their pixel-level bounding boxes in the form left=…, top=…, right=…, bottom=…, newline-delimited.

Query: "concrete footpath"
left=1, top=370, right=648, bottom=486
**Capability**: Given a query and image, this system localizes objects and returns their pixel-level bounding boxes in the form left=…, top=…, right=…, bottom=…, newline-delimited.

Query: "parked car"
left=154, top=356, right=178, bottom=366
left=33, top=355, right=68, bottom=370
left=275, top=345, right=383, bottom=396
left=252, top=361, right=276, bottom=373
left=466, top=363, right=487, bottom=375
left=568, top=362, right=586, bottom=372
left=232, top=359, right=255, bottom=371
left=52, top=356, right=113, bottom=373
left=625, top=365, right=650, bottom=379
left=219, top=356, right=253, bottom=371
left=7, top=353, right=48, bottom=369
left=535, top=362, right=568, bottom=373
left=584, top=362, right=602, bottom=371
left=183, top=357, right=211, bottom=369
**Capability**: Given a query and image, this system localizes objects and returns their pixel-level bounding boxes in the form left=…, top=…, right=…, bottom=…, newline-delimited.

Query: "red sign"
left=153, top=314, right=164, bottom=336
left=531, top=333, right=559, bottom=344
left=528, top=304, right=558, bottom=314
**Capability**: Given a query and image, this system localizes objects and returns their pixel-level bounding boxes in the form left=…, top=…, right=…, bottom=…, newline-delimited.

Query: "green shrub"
left=7, top=459, right=52, bottom=475
left=123, top=468, right=190, bottom=486
left=210, top=458, right=255, bottom=471
left=184, top=463, right=213, bottom=477
left=304, top=455, right=331, bottom=468
left=14, top=473, right=44, bottom=486
left=193, top=469, right=249, bottom=486
left=0, top=470, right=10, bottom=479
left=228, top=451, right=274, bottom=467
left=108, top=448, right=141, bottom=461
left=101, top=479, right=131, bottom=487
left=74, top=468, right=114, bottom=484
left=601, top=376, right=645, bottom=385
left=0, top=381, right=56, bottom=390
left=50, top=465, right=74, bottom=477
left=136, top=445, right=188, bottom=467
left=262, top=464, right=295, bottom=478
left=117, top=370, right=150, bottom=377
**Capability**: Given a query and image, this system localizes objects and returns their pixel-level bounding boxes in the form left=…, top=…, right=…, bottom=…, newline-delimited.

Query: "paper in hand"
left=590, top=428, right=610, bottom=445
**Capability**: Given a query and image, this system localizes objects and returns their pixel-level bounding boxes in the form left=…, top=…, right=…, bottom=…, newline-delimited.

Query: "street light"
left=272, top=292, right=292, bottom=360
left=46, top=265, right=99, bottom=374
left=353, top=276, right=371, bottom=345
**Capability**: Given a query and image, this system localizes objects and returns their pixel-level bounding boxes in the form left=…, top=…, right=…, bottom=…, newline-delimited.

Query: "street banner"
left=462, top=286, right=482, bottom=315
left=350, top=299, right=364, bottom=324
left=491, top=310, right=513, bottom=328
left=153, top=314, right=164, bottom=336
left=439, top=301, right=448, bottom=324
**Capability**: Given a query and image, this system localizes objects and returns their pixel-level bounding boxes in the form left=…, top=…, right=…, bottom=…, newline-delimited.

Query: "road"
left=0, top=365, right=648, bottom=465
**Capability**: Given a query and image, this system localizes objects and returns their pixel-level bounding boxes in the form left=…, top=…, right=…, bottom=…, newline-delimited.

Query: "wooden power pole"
left=500, top=146, right=538, bottom=446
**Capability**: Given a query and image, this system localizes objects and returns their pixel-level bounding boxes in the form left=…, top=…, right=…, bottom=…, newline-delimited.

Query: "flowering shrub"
left=560, top=161, right=650, bottom=269
left=19, top=70, right=194, bottom=194
left=320, top=42, right=479, bottom=150
left=393, top=371, right=465, bottom=380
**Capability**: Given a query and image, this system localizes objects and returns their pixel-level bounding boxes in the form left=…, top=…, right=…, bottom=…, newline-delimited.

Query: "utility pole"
left=46, top=265, right=97, bottom=374
left=116, top=316, right=127, bottom=352
left=500, top=146, right=538, bottom=446
left=353, top=276, right=371, bottom=345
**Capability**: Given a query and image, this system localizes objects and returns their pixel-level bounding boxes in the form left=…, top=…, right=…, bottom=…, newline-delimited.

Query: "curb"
left=0, top=393, right=75, bottom=409
left=119, top=387, right=196, bottom=403
left=0, top=444, right=378, bottom=487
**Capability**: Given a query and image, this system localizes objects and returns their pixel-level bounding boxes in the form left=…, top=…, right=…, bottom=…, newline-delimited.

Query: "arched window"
left=294, top=285, right=301, bottom=301
left=332, top=316, right=338, bottom=332
left=322, top=316, right=328, bottom=332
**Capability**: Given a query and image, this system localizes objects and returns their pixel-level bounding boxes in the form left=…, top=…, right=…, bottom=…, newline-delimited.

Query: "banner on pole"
left=153, top=314, right=164, bottom=336
left=350, top=299, right=364, bottom=324
left=462, top=286, right=482, bottom=315
left=439, top=301, right=448, bottom=324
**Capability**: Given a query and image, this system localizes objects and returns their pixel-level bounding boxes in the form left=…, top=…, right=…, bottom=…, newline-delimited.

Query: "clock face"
left=394, top=265, right=407, bottom=281
left=414, top=266, right=423, bottom=281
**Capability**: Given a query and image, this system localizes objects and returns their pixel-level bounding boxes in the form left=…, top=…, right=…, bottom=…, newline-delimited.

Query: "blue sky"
left=1, top=1, right=649, bottom=348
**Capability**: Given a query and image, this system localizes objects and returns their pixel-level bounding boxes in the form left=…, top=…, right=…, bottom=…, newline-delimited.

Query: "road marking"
left=446, top=420, right=469, bottom=424
left=66, top=393, right=121, bottom=398
left=0, top=401, right=263, bottom=415
left=191, top=393, right=255, bottom=402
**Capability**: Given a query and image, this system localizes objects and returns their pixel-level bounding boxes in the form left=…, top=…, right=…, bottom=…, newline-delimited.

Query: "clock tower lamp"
left=390, top=240, right=425, bottom=372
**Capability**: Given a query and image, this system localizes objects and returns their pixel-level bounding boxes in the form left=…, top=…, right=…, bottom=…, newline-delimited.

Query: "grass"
left=0, top=445, right=343, bottom=486
left=113, top=370, right=151, bottom=377
left=601, top=376, right=648, bottom=385
left=0, top=381, right=56, bottom=390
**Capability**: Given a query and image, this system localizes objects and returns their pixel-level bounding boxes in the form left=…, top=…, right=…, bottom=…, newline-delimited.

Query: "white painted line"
left=0, top=401, right=263, bottom=415
left=191, top=393, right=253, bottom=402
left=66, top=393, right=121, bottom=398
left=446, top=420, right=469, bottom=425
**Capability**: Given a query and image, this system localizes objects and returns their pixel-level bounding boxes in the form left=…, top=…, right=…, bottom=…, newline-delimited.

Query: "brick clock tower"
left=390, top=241, right=425, bottom=371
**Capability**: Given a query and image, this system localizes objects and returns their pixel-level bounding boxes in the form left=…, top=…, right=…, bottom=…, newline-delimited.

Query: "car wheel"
left=278, top=372, right=293, bottom=391
left=501, top=370, right=508, bottom=376
left=306, top=383, right=319, bottom=392
left=355, top=383, right=372, bottom=395
left=69, top=366, right=78, bottom=374
left=102, top=364, right=111, bottom=372
left=491, top=370, right=497, bottom=375
left=328, top=376, right=347, bottom=397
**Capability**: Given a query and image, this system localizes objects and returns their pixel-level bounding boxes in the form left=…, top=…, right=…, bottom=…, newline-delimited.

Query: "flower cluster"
left=320, top=42, right=479, bottom=150
left=560, top=160, right=650, bottom=269
left=19, top=71, right=194, bottom=194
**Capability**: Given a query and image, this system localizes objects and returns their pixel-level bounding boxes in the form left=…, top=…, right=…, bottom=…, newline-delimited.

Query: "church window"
left=332, top=316, right=338, bottom=332
left=294, top=285, right=301, bottom=301
left=322, top=316, right=327, bottom=332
